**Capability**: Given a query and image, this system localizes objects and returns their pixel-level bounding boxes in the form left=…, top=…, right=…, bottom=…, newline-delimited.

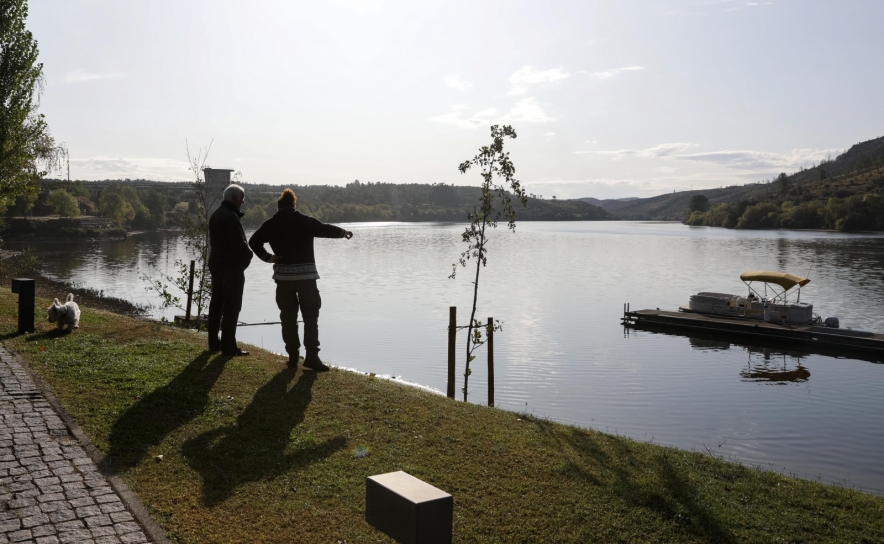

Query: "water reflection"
left=687, top=338, right=730, bottom=351
left=689, top=337, right=811, bottom=383
left=741, top=360, right=810, bottom=384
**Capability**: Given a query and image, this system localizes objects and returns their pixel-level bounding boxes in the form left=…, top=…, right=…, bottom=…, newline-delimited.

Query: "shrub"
left=784, top=202, right=825, bottom=229
left=737, top=202, right=781, bottom=229
left=835, top=194, right=884, bottom=231
left=47, top=189, right=80, bottom=217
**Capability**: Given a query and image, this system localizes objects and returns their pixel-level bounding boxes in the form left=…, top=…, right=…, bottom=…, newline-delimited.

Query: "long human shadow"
left=102, top=352, right=228, bottom=471
left=537, top=421, right=737, bottom=543
left=182, top=367, right=346, bottom=506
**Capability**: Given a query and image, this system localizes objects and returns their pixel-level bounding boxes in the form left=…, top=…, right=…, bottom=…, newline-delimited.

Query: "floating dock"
left=622, top=306, right=884, bottom=358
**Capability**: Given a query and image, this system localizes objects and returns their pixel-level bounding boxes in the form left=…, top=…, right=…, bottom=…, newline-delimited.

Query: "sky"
left=28, top=0, right=884, bottom=199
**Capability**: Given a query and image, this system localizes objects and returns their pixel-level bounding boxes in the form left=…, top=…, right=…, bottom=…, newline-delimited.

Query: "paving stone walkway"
left=0, top=344, right=154, bottom=544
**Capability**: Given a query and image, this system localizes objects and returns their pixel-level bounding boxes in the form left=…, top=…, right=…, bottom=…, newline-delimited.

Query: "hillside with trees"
left=682, top=135, right=884, bottom=231
left=579, top=183, right=772, bottom=221
left=578, top=135, right=884, bottom=231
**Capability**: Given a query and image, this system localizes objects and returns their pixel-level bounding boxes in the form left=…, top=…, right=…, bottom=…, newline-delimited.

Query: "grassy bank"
left=1, top=289, right=883, bottom=542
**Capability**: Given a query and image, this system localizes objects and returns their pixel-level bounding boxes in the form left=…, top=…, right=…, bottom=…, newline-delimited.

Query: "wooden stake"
left=447, top=307, right=456, bottom=398
left=487, top=317, right=494, bottom=407
left=185, top=260, right=195, bottom=327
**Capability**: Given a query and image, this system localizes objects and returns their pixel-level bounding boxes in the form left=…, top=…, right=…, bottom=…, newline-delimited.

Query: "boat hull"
left=687, top=292, right=813, bottom=325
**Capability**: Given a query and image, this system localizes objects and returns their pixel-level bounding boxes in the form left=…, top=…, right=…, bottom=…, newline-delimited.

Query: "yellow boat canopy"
left=740, top=271, right=811, bottom=290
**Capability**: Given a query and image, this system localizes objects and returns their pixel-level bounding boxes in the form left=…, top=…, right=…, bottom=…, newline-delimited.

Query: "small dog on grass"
left=47, top=294, right=81, bottom=331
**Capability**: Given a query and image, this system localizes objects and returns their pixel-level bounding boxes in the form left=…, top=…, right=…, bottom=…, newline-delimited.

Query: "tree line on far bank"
left=682, top=176, right=884, bottom=231
left=4, top=178, right=615, bottom=234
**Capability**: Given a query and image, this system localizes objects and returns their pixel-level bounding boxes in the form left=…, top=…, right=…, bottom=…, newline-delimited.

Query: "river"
left=9, top=221, right=884, bottom=493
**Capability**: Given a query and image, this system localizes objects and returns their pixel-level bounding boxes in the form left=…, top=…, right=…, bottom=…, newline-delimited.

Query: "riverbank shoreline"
left=0, top=250, right=149, bottom=315
left=32, top=271, right=150, bottom=316
left=1, top=288, right=882, bottom=541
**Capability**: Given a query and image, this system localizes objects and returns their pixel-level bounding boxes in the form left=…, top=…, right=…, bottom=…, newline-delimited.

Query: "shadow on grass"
left=3, top=328, right=71, bottom=342
left=0, top=331, right=25, bottom=341
left=183, top=367, right=346, bottom=506
left=537, top=420, right=737, bottom=543
left=102, top=351, right=229, bottom=471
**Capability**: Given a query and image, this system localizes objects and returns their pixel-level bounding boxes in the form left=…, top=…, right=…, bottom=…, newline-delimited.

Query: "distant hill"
left=680, top=135, right=884, bottom=231
left=578, top=184, right=770, bottom=221
left=579, top=134, right=884, bottom=221
left=579, top=196, right=639, bottom=208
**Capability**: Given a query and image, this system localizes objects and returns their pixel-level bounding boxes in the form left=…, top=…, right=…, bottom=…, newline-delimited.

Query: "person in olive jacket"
left=208, top=184, right=253, bottom=356
left=248, top=188, right=353, bottom=371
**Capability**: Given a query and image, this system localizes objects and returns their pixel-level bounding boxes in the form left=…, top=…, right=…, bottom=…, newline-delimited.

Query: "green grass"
left=2, top=289, right=884, bottom=542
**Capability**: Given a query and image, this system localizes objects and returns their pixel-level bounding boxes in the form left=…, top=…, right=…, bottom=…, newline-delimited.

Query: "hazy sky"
left=29, top=0, right=884, bottom=199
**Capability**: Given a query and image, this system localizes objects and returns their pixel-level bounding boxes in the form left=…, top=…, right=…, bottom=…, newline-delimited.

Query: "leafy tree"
left=834, top=194, right=884, bottom=231
left=241, top=199, right=267, bottom=228
left=68, top=181, right=90, bottom=198
left=100, top=191, right=135, bottom=225
left=450, top=125, right=527, bottom=402
left=776, top=172, right=789, bottom=196
left=138, top=188, right=168, bottom=228
left=47, top=188, right=79, bottom=217
left=5, top=190, right=35, bottom=215
left=0, top=0, right=62, bottom=215
left=687, top=194, right=710, bottom=213
left=99, top=183, right=147, bottom=226
left=684, top=202, right=731, bottom=227
left=782, top=201, right=824, bottom=229
left=737, top=202, right=780, bottom=229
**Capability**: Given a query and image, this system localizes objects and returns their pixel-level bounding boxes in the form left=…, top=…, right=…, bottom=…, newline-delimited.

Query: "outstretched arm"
left=308, top=216, right=353, bottom=240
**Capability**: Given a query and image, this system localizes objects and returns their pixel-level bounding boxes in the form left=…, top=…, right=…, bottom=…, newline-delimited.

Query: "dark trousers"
left=276, top=279, right=322, bottom=356
left=208, top=267, right=245, bottom=352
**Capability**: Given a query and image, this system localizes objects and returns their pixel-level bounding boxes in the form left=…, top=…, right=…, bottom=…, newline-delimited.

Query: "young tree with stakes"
left=450, top=125, right=527, bottom=402
left=142, top=141, right=233, bottom=322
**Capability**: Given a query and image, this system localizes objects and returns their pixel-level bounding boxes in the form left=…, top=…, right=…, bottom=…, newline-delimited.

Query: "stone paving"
left=0, top=345, right=153, bottom=544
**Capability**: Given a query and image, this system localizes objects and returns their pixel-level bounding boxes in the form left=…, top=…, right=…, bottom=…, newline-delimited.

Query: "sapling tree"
left=142, top=141, right=232, bottom=322
left=450, top=125, right=527, bottom=401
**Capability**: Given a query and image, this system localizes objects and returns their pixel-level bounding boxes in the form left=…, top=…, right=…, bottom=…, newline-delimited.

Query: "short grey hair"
left=223, top=184, right=245, bottom=201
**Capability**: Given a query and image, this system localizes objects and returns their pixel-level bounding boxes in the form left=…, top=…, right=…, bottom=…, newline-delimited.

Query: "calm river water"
left=10, top=222, right=884, bottom=493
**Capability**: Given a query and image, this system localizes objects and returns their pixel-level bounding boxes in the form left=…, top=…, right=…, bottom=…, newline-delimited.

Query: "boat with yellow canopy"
left=683, top=270, right=836, bottom=326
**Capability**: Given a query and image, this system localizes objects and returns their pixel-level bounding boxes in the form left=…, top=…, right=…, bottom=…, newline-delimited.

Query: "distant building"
left=204, top=168, right=235, bottom=213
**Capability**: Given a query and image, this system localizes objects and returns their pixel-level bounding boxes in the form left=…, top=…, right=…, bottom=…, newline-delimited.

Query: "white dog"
left=47, top=294, right=81, bottom=331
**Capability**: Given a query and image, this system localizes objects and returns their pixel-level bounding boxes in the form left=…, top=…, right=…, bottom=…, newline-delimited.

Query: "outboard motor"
left=824, top=316, right=840, bottom=329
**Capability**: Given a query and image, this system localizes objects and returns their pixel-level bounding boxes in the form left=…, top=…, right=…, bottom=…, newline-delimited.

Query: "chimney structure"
left=203, top=168, right=235, bottom=214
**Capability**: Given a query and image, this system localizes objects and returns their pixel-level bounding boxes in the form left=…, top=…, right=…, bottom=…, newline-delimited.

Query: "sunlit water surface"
left=12, top=222, right=884, bottom=493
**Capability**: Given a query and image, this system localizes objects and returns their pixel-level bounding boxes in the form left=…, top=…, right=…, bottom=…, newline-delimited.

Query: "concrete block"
left=366, top=471, right=452, bottom=544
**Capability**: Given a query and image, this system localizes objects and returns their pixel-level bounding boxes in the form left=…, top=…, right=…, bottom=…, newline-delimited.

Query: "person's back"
left=209, top=199, right=253, bottom=272
left=248, top=188, right=353, bottom=370
left=250, top=208, right=344, bottom=280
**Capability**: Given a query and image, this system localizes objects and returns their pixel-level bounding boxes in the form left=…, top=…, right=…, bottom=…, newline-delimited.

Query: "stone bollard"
left=366, top=471, right=453, bottom=544
left=11, top=278, right=35, bottom=333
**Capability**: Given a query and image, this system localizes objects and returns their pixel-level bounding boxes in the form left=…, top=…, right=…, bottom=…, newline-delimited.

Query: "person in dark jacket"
left=208, top=184, right=253, bottom=356
left=248, top=188, right=353, bottom=371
